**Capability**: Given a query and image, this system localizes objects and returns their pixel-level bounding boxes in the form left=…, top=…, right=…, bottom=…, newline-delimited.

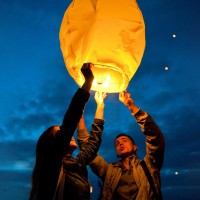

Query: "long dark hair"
left=29, top=126, right=58, bottom=199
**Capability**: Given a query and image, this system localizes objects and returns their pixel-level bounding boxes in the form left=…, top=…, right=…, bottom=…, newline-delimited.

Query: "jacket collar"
left=112, top=154, right=138, bottom=167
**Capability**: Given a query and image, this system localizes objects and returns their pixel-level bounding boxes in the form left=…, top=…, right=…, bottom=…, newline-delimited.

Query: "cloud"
left=0, top=140, right=35, bottom=166
left=0, top=170, right=31, bottom=200
left=2, top=62, right=78, bottom=141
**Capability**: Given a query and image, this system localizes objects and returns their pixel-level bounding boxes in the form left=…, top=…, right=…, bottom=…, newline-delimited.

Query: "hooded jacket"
left=59, top=118, right=104, bottom=200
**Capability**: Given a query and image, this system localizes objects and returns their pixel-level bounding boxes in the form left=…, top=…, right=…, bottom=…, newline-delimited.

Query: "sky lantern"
left=59, top=0, right=145, bottom=93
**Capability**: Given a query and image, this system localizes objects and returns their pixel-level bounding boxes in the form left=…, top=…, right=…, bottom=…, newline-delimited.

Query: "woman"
left=29, top=63, right=105, bottom=200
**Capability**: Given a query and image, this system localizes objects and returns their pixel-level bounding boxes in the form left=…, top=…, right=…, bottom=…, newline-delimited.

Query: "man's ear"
left=133, top=145, right=138, bottom=152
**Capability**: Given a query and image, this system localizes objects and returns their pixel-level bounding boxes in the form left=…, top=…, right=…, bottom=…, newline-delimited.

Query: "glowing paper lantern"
left=59, top=0, right=145, bottom=93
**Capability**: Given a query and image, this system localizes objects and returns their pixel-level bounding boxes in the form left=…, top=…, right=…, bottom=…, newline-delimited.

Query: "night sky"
left=1, top=0, right=200, bottom=199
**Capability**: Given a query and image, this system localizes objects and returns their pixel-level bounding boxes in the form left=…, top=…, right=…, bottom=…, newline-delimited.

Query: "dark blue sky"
left=1, top=0, right=200, bottom=199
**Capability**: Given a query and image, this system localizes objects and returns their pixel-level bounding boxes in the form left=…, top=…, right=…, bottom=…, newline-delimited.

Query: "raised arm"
left=119, top=90, right=139, bottom=114
left=119, top=91, right=165, bottom=169
left=77, top=113, right=89, bottom=148
left=59, top=63, right=94, bottom=149
left=77, top=91, right=109, bottom=177
left=94, top=91, right=106, bottom=119
left=76, top=91, right=106, bottom=165
left=77, top=91, right=106, bottom=146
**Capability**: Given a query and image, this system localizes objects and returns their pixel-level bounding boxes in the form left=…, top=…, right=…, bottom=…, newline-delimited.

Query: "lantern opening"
left=72, top=63, right=130, bottom=93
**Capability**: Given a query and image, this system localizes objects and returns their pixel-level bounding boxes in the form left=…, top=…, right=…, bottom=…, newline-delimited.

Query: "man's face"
left=115, top=136, right=137, bottom=158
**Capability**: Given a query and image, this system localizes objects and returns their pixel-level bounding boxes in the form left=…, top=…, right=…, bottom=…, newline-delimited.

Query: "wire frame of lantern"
left=59, top=0, right=145, bottom=93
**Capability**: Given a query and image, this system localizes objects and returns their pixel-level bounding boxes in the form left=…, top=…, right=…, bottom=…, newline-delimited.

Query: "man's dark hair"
left=114, top=133, right=135, bottom=146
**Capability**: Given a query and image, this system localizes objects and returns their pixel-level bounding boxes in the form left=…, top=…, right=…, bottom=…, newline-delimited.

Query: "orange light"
left=93, top=74, right=110, bottom=91
left=59, top=0, right=145, bottom=93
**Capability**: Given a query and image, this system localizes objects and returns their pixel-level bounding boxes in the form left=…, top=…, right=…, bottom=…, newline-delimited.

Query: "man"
left=77, top=91, right=165, bottom=200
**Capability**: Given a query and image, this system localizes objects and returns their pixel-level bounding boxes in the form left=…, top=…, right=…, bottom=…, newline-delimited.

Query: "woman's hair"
left=29, top=126, right=58, bottom=199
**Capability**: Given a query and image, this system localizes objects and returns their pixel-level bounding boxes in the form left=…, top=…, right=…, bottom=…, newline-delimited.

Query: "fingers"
left=121, top=90, right=130, bottom=98
left=119, top=90, right=125, bottom=97
left=94, top=91, right=98, bottom=99
left=81, top=62, right=94, bottom=81
left=90, top=63, right=94, bottom=68
left=119, top=90, right=128, bottom=100
left=81, top=63, right=93, bottom=69
left=94, top=91, right=107, bottom=105
left=102, top=92, right=107, bottom=99
left=95, top=91, right=107, bottom=99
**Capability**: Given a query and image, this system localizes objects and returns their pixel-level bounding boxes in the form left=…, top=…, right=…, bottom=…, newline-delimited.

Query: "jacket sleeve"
left=40, top=88, right=90, bottom=165
left=58, top=88, right=90, bottom=151
left=32, top=88, right=90, bottom=199
left=77, top=123, right=109, bottom=178
left=134, top=109, right=165, bottom=170
left=77, top=128, right=90, bottom=149
left=43, top=88, right=90, bottom=171
left=89, top=153, right=109, bottom=180
left=76, top=118, right=104, bottom=166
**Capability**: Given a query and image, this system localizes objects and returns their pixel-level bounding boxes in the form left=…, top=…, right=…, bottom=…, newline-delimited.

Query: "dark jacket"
left=30, top=88, right=104, bottom=200
left=78, top=109, right=165, bottom=200
left=59, top=118, right=104, bottom=200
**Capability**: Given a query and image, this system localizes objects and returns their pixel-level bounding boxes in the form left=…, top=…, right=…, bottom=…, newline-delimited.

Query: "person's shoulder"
left=111, top=161, right=122, bottom=168
left=63, top=155, right=76, bottom=165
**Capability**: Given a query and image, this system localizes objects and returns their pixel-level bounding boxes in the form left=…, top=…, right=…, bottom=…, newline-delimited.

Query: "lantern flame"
left=102, top=75, right=110, bottom=87
left=92, top=75, right=110, bottom=91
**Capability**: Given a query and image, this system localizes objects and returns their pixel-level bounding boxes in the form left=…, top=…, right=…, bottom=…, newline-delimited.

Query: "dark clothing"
left=29, top=88, right=104, bottom=200
left=78, top=109, right=165, bottom=200
left=62, top=156, right=90, bottom=200
left=60, top=118, right=104, bottom=200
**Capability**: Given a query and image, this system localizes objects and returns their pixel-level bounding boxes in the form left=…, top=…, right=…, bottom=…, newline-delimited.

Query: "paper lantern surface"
left=59, top=0, right=145, bottom=93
